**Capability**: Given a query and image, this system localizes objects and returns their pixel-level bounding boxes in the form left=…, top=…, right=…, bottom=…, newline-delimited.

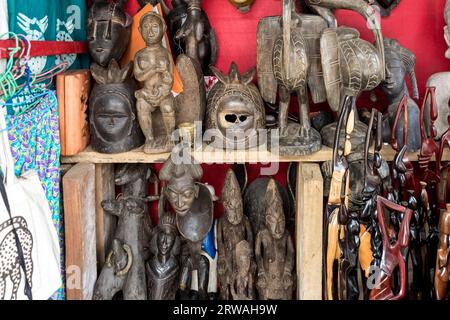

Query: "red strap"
left=0, top=40, right=88, bottom=59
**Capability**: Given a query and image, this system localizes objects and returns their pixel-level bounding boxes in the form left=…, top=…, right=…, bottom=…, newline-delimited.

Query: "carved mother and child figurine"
left=217, top=169, right=295, bottom=300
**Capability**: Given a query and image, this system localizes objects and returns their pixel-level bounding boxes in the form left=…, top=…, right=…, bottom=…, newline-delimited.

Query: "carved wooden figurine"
left=87, top=0, right=131, bottom=67
left=257, top=0, right=325, bottom=155
left=425, top=0, right=450, bottom=138
left=217, top=169, right=254, bottom=300
left=206, top=63, right=266, bottom=150
left=313, top=0, right=386, bottom=150
left=255, top=179, right=295, bottom=300
left=381, top=38, right=420, bottom=151
left=135, top=12, right=175, bottom=154
left=146, top=212, right=180, bottom=300
left=159, top=157, right=216, bottom=299
left=93, top=164, right=154, bottom=300
left=230, top=240, right=255, bottom=300
left=89, top=60, right=145, bottom=154
left=369, top=196, right=412, bottom=300
left=244, top=177, right=293, bottom=237
left=435, top=204, right=450, bottom=300
left=173, top=0, right=217, bottom=74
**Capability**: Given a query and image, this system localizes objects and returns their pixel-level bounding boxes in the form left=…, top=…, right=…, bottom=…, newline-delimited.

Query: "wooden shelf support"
left=296, top=163, right=323, bottom=300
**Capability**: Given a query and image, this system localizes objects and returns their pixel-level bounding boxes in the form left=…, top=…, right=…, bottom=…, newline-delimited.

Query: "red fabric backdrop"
left=122, top=0, right=450, bottom=219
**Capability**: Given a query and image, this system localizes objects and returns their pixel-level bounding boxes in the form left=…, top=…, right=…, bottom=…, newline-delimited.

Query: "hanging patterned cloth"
left=5, top=90, right=64, bottom=300
left=7, top=0, right=88, bottom=74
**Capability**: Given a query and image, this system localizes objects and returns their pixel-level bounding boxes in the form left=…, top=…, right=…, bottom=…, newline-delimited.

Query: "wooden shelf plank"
left=61, top=144, right=450, bottom=164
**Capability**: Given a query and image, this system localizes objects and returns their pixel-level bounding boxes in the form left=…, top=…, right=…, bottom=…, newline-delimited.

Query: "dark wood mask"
left=89, top=60, right=145, bottom=154
left=87, top=0, right=131, bottom=66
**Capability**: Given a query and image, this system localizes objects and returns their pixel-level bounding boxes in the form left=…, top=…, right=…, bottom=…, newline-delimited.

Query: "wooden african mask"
left=206, top=62, right=265, bottom=150
left=89, top=60, right=145, bottom=154
left=87, top=0, right=131, bottom=67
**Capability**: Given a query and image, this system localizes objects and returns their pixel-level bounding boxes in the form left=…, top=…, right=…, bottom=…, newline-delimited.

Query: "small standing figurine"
left=174, top=0, right=217, bottom=74
left=230, top=240, right=255, bottom=300
left=255, top=179, right=294, bottom=300
left=134, top=12, right=175, bottom=154
left=146, top=213, right=180, bottom=300
left=435, top=204, right=450, bottom=300
left=217, top=169, right=254, bottom=300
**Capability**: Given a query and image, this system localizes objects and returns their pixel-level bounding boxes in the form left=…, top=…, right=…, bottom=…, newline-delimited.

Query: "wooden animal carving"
left=257, top=0, right=325, bottom=155
left=93, top=164, right=155, bottom=300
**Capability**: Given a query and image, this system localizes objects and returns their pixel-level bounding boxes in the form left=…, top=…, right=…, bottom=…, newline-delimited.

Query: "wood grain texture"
left=57, top=70, right=91, bottom=156
left=63, top=163, right=97, bottom=300
left=61, top=144, right=450, bottom=164
left=296, top=163, right=323, bottom=300
left=95, top=164, right=116, bottom=270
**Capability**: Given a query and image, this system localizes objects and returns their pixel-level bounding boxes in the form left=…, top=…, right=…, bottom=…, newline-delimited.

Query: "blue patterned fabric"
left=5, top=90, right=65, bottom=300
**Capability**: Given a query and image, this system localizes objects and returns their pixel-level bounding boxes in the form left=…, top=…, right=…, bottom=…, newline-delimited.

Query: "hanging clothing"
left=0, top=0, right=8, bottom=74
left=5, top=91, right=65, bottom=300
left=7, top=0, right=89, bottom=74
